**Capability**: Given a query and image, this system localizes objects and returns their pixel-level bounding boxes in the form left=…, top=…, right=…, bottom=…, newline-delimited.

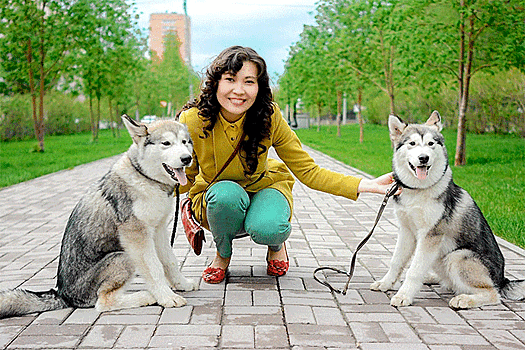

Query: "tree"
left=72, top=0, right=142, bottom=141
left=0, top=0, right=86, bottom=151
left=412, top=0, right=525, bottom=165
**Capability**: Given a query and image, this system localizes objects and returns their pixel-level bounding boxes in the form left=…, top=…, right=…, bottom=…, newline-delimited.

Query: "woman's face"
left=216, top=60, right=259, bottom=123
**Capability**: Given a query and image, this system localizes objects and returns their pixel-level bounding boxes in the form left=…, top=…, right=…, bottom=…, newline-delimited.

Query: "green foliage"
left=0, top=95, right=33, bottom=140
left=0, top=0, right=198, bottom=143
left=278, top=0, right=525, bottom=139
left=144, top=34, right=200, bottom=117
left=0, top=92, right=95, bottom=141
left=295, top=123, right=525, bottom=248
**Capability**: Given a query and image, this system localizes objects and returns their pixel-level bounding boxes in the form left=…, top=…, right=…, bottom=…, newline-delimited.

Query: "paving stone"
left=78, top=324, right=123, bottom=348
left=114, top=325, right=156, bottom=348
left=221, top=325, right=255, bottom=348
left=255, top=325, right=289, bottom=348
left=380, top=322, right=421, bottom=343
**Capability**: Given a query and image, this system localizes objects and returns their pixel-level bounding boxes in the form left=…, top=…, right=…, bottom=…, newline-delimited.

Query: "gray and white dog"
left=0, top=115, right=198, bottom=318
left=370, top=111, right=525, bottom=309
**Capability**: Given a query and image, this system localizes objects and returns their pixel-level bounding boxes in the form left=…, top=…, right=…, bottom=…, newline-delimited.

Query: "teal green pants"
left=205, top=180, right=292, bottom=258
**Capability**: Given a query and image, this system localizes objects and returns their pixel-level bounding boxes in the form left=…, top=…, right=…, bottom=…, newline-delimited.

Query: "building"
left=149, top=13, right=191, bottom=64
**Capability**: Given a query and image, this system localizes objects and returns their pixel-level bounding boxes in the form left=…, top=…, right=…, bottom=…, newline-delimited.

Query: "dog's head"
left=122, top=114, right=193, bottom=186
left=388, top=111, right=448, bottom=189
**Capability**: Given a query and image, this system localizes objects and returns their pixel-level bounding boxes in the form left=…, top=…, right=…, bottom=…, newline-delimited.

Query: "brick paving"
left=1, top=145, right=525, bottom=349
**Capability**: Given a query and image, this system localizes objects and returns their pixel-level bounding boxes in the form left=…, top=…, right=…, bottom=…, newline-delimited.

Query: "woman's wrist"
left=357, top=178, right=372, bottom=194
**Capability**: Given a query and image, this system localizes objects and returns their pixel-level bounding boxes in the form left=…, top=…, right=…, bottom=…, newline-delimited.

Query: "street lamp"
left=183, top=0, right=193, bottom=101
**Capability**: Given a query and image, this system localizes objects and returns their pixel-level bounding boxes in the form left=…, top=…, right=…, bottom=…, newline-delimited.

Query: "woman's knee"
left=205, top=181, right=250, bottom=212
left=247, top=218, right=291, bottom=246
left=245, top=188, right=291, bottom=246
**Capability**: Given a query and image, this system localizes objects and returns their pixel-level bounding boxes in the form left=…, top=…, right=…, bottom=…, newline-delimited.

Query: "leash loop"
left=313, top=181, right=399, bottom=295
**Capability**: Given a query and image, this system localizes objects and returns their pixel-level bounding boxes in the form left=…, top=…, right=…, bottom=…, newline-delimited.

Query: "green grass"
left=295, top=124, right=525, bottom=248
left=0, top=130, right=132, bottom=188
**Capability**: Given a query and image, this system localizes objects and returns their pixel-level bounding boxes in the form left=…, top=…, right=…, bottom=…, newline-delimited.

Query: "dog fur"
left=0, top=115, right=198, bottom=318
left=370, top=111, right=525, bottom=309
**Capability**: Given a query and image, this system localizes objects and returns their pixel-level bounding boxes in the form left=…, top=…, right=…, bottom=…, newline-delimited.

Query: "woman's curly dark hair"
left=179, top=46, right=273, bottom=175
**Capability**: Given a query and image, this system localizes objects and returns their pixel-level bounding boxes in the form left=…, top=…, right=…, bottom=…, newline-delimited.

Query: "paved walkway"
left=1, top=146, right=525, bottom=350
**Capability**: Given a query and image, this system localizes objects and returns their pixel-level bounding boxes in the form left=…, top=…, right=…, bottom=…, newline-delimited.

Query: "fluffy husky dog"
left=0, top=115, right=198, bottom=318
left=370, top=111, right=525, bottom=309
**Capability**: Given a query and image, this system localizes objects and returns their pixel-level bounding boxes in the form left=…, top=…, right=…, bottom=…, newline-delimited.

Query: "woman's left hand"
left=357, top=172, right=401, bottom=195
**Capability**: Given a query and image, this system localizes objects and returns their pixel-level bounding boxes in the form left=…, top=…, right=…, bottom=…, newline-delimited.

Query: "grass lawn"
left=0, top=129, right=131, bottom=188
left=295, top=123, right=525, bottom=249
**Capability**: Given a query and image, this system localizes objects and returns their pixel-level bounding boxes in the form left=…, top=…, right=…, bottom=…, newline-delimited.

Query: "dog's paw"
left=390, top=292, right=413, bottom=307
left=156, top=291, right=187, bottom=308
left=370, top=279, right=394, bottom=292
left=449, top=294, right=477, bottom=309
left=174, top=277, right=199, bottom=292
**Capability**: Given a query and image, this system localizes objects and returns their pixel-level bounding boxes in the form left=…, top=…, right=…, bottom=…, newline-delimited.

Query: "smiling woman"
left=175, top=45, right=397, bottom=284
left=216, top=61, right=259, bottom=122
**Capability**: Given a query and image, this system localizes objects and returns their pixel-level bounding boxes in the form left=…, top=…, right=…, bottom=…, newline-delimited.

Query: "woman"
left=178, top=46, right=396, bottom=284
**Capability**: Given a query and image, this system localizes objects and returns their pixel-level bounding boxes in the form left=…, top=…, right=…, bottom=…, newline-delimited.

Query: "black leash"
left=313, top=181, right=399, bottom=295
left=171, top=184, right=181, bottom=247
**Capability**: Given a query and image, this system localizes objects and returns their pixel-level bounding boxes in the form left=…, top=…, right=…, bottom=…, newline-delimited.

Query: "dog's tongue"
left=416, top=166, right=428, bottom=180
left=174, top=168, right=188, bottom=186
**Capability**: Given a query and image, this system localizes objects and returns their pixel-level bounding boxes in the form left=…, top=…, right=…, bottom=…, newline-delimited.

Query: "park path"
left=1, top=145, right=525, bottom=349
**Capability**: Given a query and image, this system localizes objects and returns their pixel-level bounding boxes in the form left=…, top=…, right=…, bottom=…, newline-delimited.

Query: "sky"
left=128, top=0, right=319, bottom=81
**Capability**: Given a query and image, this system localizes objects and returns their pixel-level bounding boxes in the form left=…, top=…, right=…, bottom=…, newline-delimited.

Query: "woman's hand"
left=357, top=172, right=401, bottom=195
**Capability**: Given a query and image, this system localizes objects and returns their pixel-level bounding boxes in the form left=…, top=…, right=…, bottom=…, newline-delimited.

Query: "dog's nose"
left=181, top=155, right=192, bottom=166
left=418, top=154, right=429, bottom=164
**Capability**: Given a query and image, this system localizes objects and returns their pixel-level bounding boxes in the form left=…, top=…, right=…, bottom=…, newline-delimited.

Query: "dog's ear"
left=388, top=114, right=407, bottom=145
left=426, top=111, right=443, bottom=132
left=122, top=114, right=148, bottom=142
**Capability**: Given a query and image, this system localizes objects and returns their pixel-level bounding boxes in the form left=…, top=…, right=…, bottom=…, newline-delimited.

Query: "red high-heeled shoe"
left=267, top=243, right=289, bottom=277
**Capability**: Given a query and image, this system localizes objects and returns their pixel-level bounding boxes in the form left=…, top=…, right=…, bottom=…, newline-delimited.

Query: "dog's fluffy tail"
left=0, top=289, right=68, bottom=319
left=500, top=279, right=525, bottom=301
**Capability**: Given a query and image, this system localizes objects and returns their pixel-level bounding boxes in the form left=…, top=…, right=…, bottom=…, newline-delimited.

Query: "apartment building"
left=149, top=13, right=191, bottom=64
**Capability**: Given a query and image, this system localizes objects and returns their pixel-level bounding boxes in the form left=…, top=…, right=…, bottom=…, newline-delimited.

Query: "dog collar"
left=128, top=156, right=175, bottom=196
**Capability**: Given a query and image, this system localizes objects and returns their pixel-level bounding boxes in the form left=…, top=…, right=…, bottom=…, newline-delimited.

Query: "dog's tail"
left=500, top=279, right=525, bottom=301
left=0, top=289, right=68, bottom=319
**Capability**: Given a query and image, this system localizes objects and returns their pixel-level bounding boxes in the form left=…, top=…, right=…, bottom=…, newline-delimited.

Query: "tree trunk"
left=27, top=39, right=40, bottom=150
left=109, top=99, right=115, bottom=137
left=114, top=103, right=120, bottom=137
left=317, top=102, right=321, bottom=132
left=89, top=94, right=96, bottom=140
left=336, top=91, right=342, bottom=137
left=358, top=86, right=364, bottom=144
left=455, top=7, right=474, bottom=166
left=94, top=96, right=100, bottom=141
left=38, top=30, right=46, bottom=152
left=35, top=5, right=46, bottom=152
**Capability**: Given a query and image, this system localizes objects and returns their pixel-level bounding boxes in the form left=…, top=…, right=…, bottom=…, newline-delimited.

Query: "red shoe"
left=202, top=266, right=226, bottom=284
left=267, top=244, right=289, bottom=277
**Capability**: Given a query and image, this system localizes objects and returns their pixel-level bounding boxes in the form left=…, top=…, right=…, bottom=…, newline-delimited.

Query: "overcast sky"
left=128, top=0, right=318, bottom=82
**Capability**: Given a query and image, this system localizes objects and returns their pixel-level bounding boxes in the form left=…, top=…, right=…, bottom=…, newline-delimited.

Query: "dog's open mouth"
left=162, top=163, right=188, bottom=186
left=409, top=163, right=431, bottom=180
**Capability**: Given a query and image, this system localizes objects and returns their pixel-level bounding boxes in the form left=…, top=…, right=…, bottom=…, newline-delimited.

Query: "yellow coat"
left=178, top=106, right=361, bottom=230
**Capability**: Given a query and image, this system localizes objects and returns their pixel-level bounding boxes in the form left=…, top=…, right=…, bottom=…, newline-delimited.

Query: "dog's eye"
left=162, top=141, right=171, bottom=146
left=409, top=141, right=416, bottom=146
left=182, top=140, right=187, bottom=145
left=428, top=141, right=435, bottom=146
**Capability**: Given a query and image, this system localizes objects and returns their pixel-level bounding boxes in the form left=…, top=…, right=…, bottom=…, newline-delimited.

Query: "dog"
left=0, top=115, right=198, bottom=318
left=370, top=111, right=525, bottom=309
